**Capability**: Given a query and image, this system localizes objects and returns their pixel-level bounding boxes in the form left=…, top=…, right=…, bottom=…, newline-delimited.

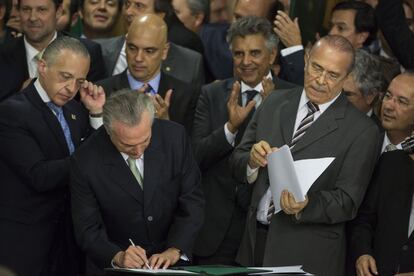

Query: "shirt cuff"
left=246, top=164, right=259, bottom=184
left=89, top=116, right=103, bottom=130
left=224, top=123, right=237, bottom=146
left=281, top=45, right=304, bottom=57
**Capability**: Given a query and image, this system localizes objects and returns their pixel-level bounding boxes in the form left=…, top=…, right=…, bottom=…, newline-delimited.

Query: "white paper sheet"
left=267, top=145, right=334, bottom=214
left=248, top=265, right=312, bottom=275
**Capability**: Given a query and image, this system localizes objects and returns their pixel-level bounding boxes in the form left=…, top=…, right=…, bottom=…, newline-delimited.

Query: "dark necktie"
left=245, top=90, right=258, bottom=107
left=47, top=102, right=75, bottom=155
left=290, top=101, right=319, bottom=148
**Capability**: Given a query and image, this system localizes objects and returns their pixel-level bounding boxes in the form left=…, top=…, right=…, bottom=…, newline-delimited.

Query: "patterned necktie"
left=47, top=102, right=75, bottom=155
left=142, top=83, right=155, bottom=95
left=385, top=143, right=398, bottom=152
left=267, top=197, right=275, bottom=222
left=127, top=157, right=144, bottom=189
left=290, top=101, right=319, bottom=148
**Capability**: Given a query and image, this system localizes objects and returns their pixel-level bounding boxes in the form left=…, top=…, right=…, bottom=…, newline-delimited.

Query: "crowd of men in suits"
left=0, top=0, right=413, bottom=276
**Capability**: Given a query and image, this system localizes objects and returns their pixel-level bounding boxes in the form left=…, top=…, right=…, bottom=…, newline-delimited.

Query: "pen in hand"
left=129, top=238, right=152, bottom=270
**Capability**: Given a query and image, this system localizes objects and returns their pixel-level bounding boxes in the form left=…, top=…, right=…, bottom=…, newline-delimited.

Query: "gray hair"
left=187, top=0, right=210, bottom=23
left=42, top=36, right=90, bottom=66
left=351, top=49, right=386, bottom=98
left=226, top=15, right=279, bottom=52
left=103, top=90, right=155, bottom=135
left=311, top=35, right=355, bottom=73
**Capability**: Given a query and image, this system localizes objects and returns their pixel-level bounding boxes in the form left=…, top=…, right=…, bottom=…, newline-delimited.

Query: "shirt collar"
left=126, top=70, right=161, bottom=93
left=366, top=108, right=373, bottom=117
left=240, top=71, right=272, bottom=94
left=34, top=79, right=52, bottom=103
left=24, top=31, right=57, bottom=60
left=120, top=152, right=144, bottom=162
left=299, top=89, right=341, bottom=115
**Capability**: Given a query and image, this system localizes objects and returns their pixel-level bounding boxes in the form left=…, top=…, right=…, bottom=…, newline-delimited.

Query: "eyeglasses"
left=307, top=62, right=344, bottom=84
left=382, top=91, right=412, bottom=109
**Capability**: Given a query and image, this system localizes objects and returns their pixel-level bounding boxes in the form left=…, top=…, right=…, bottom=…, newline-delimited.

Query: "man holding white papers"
left=230, top=35, right=380, bottom=276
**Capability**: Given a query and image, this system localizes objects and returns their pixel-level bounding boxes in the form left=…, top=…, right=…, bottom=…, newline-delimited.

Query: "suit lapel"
left=291, top=93, right=346, bottom=154
left=142, top=141, right=164, bottom=208
left=279, top=88, right=302, bottom=146
left=26, top=83, right=69, bottom=155
left=157, top=73, right=169, bottom=98
left=111, top=37, right=125, bottom=73
left=101, top=130, right=144, bottom=204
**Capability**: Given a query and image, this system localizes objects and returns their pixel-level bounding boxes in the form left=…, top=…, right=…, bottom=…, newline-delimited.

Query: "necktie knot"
left=307, top=101, right=319, bottom=114
left=47, top=102, right=63, bottom=116
left=142, top=83, right=154, bottom=95
left=385, top=143, right=398, bottom=152
left=245, top=90, right=258, bottom=105
left=127, top=157, right=144, bottom=189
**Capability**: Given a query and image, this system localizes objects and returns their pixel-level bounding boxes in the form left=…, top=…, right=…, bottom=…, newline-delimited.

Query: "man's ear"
left=162, top=42, right=170, bottom=60
left=194, top=13, right=204, bottom=30
left=37, top=59, right=47, bottom=76
left=56, top=4, right=63, bottom=19
left=357, top=31, right=369, bottom=47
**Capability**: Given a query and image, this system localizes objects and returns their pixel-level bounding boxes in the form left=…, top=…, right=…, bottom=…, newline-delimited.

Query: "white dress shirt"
left=120, top=152, right=144, bottom=178
left=112, top=39, right=127, bottom=75
left=25, top=32, right=57, bottom=78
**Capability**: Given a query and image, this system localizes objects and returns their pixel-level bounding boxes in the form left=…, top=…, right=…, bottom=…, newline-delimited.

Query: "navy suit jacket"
left=70, top=121, right=204, bottom=269
left=0, top=82, right=91, bottom=276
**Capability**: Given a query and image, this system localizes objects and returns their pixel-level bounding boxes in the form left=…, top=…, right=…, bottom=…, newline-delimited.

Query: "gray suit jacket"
left=230, top=87, right=380, bottom=276
left=95, top=36, right=205, bottom=88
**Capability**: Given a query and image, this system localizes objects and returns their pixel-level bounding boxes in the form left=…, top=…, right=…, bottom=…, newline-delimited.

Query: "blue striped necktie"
left=47, top=102, right=75, bottom=155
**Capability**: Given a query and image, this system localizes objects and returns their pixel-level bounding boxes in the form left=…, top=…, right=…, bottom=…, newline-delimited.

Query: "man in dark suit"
left=350, top=149, right=414, bottom=276
left=230, top=35, right=380, bottom=275
left=0, top=0, right=106, bottom=102
left=192, top=16, right=296, bottom=265
left=0, top=36, right=105, bottom=276
left=377, top=72, right=414, bottom=153
left=70, top=90, right=204, bottom=270
left=95, top=0, right=206, bottom=87
left=98, top=14, right=199, bottom=133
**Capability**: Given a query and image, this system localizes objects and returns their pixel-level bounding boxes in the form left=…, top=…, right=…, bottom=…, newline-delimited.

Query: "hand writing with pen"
left=112, top=239, right=181, bottom=270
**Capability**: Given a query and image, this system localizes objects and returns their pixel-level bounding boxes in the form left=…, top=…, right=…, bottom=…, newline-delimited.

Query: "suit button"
left=147, top=216, right=153, bottom=222
left=402, top=245, right=409, bottom=251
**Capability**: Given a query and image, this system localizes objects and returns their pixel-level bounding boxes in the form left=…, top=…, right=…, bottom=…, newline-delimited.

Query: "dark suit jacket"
left=95, top=36, right=205, bottom=88
left=199, top=23, right=233, bottom=81
left=350, top=151, right=414, bottom=275
left=192, top=77, right=297, bottom=257
left=279, top=49, right=305, bottom=86
left=376, top=0, right=414, bottom=70
left=70, top=121, right=204, bottom=269
left=97, top=71, right=199, bottom=132
left=0, top=34, right=107, bottom=102
left=230, top=87, right=380, bottom=275
left=166, top=14, right=204, bottom=55
left=0, top=82, right=90, bottom=276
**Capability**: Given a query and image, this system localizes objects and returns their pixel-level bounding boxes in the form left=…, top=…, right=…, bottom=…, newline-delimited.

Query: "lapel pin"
left=165, top=66, right=171, bottom=72
left=71, top=114, right=77, bottom=120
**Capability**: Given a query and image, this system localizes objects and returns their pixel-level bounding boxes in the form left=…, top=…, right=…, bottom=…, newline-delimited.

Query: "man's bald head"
left=126, top=14, right=170, bottom=82
left=128, top=14, right=168, bottom=44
